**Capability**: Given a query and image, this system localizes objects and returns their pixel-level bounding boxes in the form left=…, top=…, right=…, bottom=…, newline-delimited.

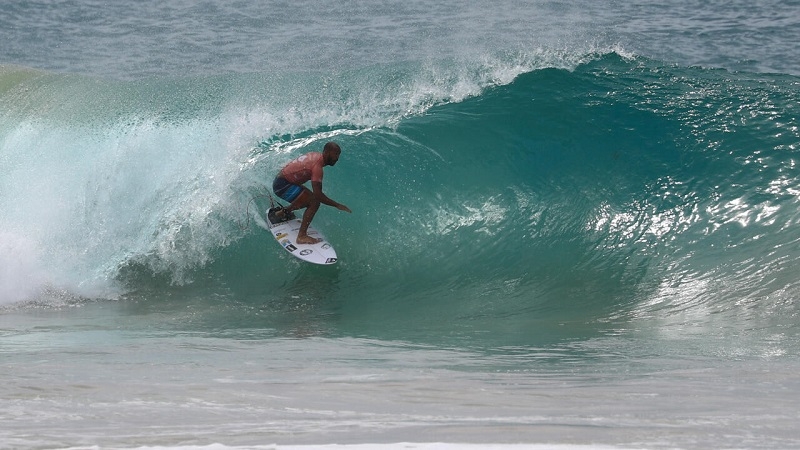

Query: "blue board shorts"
left=273, top=177, right=303, bottom=202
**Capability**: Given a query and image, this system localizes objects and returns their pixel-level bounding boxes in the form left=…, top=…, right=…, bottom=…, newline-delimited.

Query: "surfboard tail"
left=267, top=207, right=296, bottom=226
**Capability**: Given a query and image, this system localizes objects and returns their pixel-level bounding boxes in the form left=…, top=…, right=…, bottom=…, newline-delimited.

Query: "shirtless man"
left=272, top=142, right=352, bottom=244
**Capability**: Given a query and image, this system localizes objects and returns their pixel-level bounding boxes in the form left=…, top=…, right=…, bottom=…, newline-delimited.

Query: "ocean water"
left=2, top=1, right=800, bottom=449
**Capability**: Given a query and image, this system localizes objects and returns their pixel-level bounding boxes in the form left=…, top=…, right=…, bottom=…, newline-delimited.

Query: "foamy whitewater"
left=2, top=1, right=800, bottom=449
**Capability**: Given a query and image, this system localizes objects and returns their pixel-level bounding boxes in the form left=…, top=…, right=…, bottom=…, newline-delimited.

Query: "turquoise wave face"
left=337, top=57, right=800, bottom=343
left=2, top=54, right=800, bottom=347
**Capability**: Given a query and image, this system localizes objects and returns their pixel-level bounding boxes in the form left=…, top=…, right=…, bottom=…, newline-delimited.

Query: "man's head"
left=323, top=141, right=341, bottom=166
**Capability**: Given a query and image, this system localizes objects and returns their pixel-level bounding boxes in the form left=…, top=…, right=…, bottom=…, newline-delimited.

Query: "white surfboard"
left=266, top=207, right=338, bottom=265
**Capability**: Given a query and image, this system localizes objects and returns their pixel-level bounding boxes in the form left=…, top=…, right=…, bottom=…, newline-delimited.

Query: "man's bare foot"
left=296, top=234, right=321, bottom=245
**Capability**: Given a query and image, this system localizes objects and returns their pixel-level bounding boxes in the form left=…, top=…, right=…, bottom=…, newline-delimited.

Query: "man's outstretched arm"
left=312, top=181, right=351, bottom=212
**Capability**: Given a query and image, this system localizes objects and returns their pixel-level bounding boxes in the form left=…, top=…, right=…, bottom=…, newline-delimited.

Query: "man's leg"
left=285, top=187, right=308, bottom=213
left=288, top=188, right=321, bottom=245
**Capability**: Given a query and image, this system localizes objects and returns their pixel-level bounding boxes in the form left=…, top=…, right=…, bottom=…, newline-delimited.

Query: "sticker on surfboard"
left=266, top=207, right=338, bottom=265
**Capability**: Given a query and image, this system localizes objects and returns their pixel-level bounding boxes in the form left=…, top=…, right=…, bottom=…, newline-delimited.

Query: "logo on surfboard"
left=280, top=240, right=297, bottom=252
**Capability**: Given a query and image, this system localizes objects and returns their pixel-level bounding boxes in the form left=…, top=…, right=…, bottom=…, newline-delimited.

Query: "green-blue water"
left=2, top=1, right=800, bottom=448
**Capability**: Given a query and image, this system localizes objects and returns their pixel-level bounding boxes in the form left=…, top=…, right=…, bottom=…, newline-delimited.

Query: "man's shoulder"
left=292, top=152, right=322, bottom=164
left=309, top=152, right=325, bottom=165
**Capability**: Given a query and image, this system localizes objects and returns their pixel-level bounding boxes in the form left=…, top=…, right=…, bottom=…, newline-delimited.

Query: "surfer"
left=272, top=141, right=352, bottom=244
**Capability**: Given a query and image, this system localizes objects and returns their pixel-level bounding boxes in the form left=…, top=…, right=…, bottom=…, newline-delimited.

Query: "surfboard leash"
left=237, top=185, right=292, bottom=232
left=236, top=185, right=272, bottom=232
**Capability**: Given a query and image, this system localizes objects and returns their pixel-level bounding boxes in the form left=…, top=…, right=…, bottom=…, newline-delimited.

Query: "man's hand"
left=337, top=203, right=352, bottom=213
